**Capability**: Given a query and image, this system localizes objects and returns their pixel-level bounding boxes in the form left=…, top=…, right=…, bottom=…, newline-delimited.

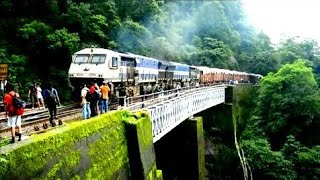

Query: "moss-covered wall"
left=196, top=117, right=206, bottom=179
left=230, top=84, right=259, bottom=130
left=123, top=111, right=163, bottom=180
left=0, top=110, right=162, bottom=180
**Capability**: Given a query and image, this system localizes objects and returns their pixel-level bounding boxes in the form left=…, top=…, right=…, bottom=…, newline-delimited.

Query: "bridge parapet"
left=147, top=85, right=226, bottom=142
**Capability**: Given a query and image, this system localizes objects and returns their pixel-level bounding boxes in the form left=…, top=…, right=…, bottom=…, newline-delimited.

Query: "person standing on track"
left=88, top=82, right=99, bottom=117
left=81, top=83, right=91, bottom=119
left=94, top=82, right=101, bottom=114
left=43, top=83, right=60, bottom=126
left=99, top=81, right=111, bottom=114
left=28, top=82, right=38, bottom=109
left=4, top=83, right=24, bottom=143
left=36, top=83, right=45, bottom=110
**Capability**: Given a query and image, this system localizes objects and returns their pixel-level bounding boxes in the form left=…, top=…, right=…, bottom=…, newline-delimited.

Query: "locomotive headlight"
left=69, top=73, right=74, bottom=77
left=98, top=74, right=103, bottom=77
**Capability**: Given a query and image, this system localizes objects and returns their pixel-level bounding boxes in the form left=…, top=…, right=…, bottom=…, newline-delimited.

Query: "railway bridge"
left=125, top=85, right=226, bottom=143
left=0, top=84, right=256, bottom=180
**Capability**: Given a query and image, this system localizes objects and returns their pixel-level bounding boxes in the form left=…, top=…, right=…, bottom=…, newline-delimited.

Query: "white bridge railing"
left=122, top=83, right=222, bottom=111
left=146, top=85, right=226, bottom=142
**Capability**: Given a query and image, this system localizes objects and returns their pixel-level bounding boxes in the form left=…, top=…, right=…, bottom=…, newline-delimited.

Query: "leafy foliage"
left=276, top=37, right=320, bottom=85
left=297, top=146, right=320, bottom=179
left=277, top=38, right=320, bottom=66
left=47, top=28, right=80, bottom=53
left=257, top=60, right=319, bottom=146
left=241, top=61, right=320, bottom=179
left=242, top=138, right=297, bottom=180
left=0, top=0, right=279, bottom=96
left=190, top=37, right=233, bottom=68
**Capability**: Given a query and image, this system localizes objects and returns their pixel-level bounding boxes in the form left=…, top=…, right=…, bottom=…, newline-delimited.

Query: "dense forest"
left=0, top=1, right=283, bottom=97
left=240, top=60, right=320, bottom=179
left=0, top=0, right=319, bottom=179
left=1, top=0, right=320, bottom=97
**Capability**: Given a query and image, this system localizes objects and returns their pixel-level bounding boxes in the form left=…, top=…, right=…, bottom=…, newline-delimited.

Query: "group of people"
left=4, top=82, right=60, bottom=143
left=3, top=80, right=113, bottom=143
left=81, top=81, right=111, bottom=119
left=28, top=82, right=61, bottom=124
left=28, top=82, right=46, bottom=110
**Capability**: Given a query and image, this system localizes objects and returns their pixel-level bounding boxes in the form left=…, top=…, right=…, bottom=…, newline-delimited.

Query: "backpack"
left=85, top=90, right=91, bottom=102
left=86, top=90, right=99, bottom=102
left=46, top=89, right=56, bottom=103
left=93, top=90, right=100, bottom=101
left=11, top=95, right=26, bottom=109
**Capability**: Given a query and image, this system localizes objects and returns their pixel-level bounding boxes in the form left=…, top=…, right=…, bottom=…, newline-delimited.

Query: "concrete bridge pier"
left=154, top=117, right=205, bottom=180
left=124, top=112, right=163, bottom=180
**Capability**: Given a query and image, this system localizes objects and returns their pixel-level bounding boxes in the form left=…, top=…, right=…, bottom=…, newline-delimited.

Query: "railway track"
left=0, top=100, right=140, bottom=139
left=0, top=104, right=82, bottom=136
left=0, top=104, right=78, bottom=122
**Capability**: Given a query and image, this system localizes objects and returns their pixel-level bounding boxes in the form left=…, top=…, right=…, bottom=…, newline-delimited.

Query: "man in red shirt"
left=88, top=82, right=99, bottom=117
left=4, top=83, right=24, bottom=143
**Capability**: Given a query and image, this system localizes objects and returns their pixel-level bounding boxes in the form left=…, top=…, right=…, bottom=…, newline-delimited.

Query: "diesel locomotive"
left=68, top=48, right=262, bottom=97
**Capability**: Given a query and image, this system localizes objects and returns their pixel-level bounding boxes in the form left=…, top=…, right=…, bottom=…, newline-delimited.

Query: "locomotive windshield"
left=74, top=54, right=89, bottom=64
left=91, top=54, right=106, bottom=64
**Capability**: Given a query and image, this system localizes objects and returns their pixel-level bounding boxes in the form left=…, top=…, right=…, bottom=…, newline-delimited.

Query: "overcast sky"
left=242, top=0, right=320, bottom=44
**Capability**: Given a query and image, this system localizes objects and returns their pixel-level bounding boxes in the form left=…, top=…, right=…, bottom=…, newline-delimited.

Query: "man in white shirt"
left=81, top=83, right=91, bottom=119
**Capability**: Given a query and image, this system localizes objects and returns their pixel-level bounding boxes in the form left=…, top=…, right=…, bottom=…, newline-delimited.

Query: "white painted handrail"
left=147, top=85, right=226, bottom=142
left=123, top=84, right=225, bottom=111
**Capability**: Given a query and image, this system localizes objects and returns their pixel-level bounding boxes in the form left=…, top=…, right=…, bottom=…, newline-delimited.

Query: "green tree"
left=82, top=15, right=109, bottom=45
left=48, top=29, right=79, bottom=51
left=18, top=20, right=52, bottom=79
left=114, top=0, right=160, bottom=22
left=297, top=146, right=320, bottom=179
left=18, top=20, right=52, bottom=53
left=47, top=28, right=80, bottom=67
left=190, top=37, right=233, bottom=68
left=242, top=138, right=297, bottom=180
left=279, top=135, right=320, bottom=179
left=59, top=2, right=92, bottom=34
left=276, top=37, right=320, bottom=85
left=257, top=60, right=319, bottom=147
left=276, top=38, right=320, bottom=65
left=194, top=1, right=240, bottom=50
left=46, top=28, right=80, bottom=102
left=245, top=51, right=280, bottom=76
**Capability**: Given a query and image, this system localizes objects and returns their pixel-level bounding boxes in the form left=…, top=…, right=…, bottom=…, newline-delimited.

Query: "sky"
left=242, top=0, right=320, bottom=44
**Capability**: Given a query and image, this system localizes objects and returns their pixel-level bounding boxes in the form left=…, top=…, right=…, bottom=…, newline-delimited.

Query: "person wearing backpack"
left=44, top=83, right=60, bottom=126
left=4, top=83, right=24, bottom=143
left=88, top=82, right=99, bottom=117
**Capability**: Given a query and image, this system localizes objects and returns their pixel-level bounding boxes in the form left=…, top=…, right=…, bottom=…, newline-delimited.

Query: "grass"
left=0, top=138, right=9, bottom=148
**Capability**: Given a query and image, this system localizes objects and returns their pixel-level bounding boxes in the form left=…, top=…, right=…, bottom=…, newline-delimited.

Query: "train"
left=68, top=48, right=262, bottom=97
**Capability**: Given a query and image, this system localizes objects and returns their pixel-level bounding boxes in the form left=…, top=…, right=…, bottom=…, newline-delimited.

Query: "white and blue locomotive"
left=68, top=48, right=195, bottom=96
left=68, top=48, right=261, bottom=97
